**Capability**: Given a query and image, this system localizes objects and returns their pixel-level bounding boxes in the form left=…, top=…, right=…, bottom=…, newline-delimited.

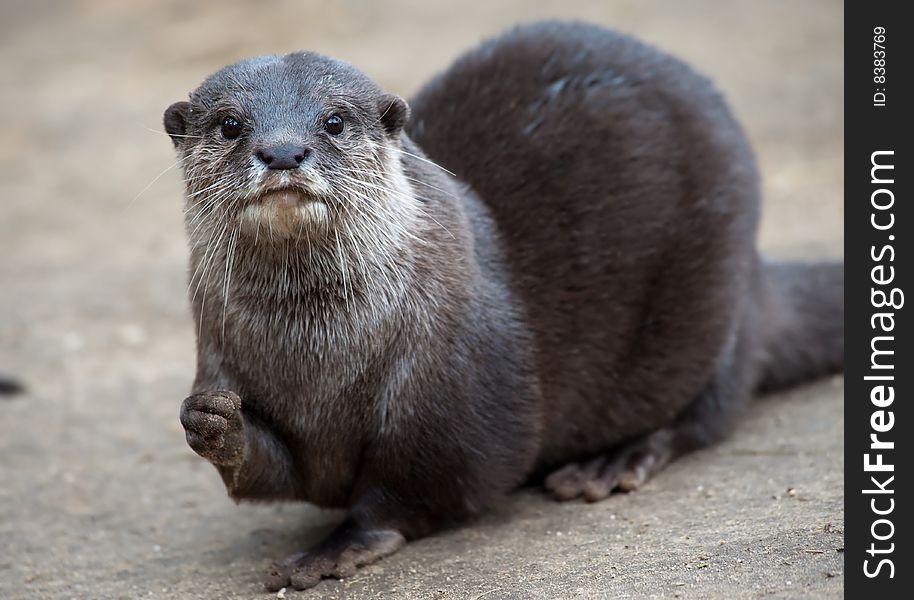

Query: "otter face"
left=163, top=53, right=412, bottom=243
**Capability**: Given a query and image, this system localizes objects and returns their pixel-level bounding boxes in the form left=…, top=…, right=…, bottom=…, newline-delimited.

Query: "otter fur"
left=163, top=21, right=843, bottom=591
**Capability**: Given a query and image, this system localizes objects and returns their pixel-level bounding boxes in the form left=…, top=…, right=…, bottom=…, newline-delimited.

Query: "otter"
left=163, top=21, right=843, bottom=591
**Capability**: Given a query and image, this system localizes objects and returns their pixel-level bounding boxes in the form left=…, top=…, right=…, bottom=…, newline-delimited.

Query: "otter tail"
left=754, top=261, right=844, bottom=393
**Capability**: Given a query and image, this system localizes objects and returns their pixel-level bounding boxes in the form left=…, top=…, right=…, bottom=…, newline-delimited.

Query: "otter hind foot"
left=544, top=428, right=677, bottom=502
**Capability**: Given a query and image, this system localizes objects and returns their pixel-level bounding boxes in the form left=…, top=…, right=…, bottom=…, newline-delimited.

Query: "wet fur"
left=165, top=21, right=843, bottom=590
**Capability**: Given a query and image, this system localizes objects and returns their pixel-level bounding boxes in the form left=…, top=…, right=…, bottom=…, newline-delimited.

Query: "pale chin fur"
left=235, top=148, right=421, bottom=247
left=237, top=162, right=334, bottom=239
left=240, top=200, right=330, bottom=238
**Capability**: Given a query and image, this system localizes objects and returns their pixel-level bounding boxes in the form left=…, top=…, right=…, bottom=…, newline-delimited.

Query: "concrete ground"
left=0, top=1, right=843, bottom=598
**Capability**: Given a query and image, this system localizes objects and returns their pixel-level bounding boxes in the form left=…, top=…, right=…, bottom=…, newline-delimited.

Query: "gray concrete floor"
left=0, top=1, right=843, bottom=598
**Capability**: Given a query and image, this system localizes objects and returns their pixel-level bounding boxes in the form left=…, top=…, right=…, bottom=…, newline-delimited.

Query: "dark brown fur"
left=163, top=21, right=843, bottom=591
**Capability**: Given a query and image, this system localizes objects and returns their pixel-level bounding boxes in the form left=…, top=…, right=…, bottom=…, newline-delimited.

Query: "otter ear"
left=378, top=94, right=410, bottom=137
left=163, top=101, right=190, bottom=147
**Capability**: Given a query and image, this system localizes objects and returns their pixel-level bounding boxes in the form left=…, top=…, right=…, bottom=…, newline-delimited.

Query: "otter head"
left=163, top=53, right=414, bottom=246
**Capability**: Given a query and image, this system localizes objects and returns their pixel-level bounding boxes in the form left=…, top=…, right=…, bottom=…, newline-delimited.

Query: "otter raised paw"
left=179, top=390, right=244, bottom=468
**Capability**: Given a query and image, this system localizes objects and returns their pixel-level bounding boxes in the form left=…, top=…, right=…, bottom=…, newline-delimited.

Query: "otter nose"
left=256, top=144, right=310, bottom=170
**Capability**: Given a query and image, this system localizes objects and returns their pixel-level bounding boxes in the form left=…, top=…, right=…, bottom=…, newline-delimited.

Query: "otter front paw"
left=180, top=390, right=245, bottom=467
left=264, top=527, right=406, bottom=591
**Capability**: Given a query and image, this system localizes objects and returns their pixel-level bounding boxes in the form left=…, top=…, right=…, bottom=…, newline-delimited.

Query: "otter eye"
left=324, top=114, right=344, bottom=135
left=221, top=116, right=242, bottom=139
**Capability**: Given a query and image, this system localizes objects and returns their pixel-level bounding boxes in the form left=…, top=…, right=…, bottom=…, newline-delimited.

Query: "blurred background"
left=0, top=1, right=842, bottom=598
